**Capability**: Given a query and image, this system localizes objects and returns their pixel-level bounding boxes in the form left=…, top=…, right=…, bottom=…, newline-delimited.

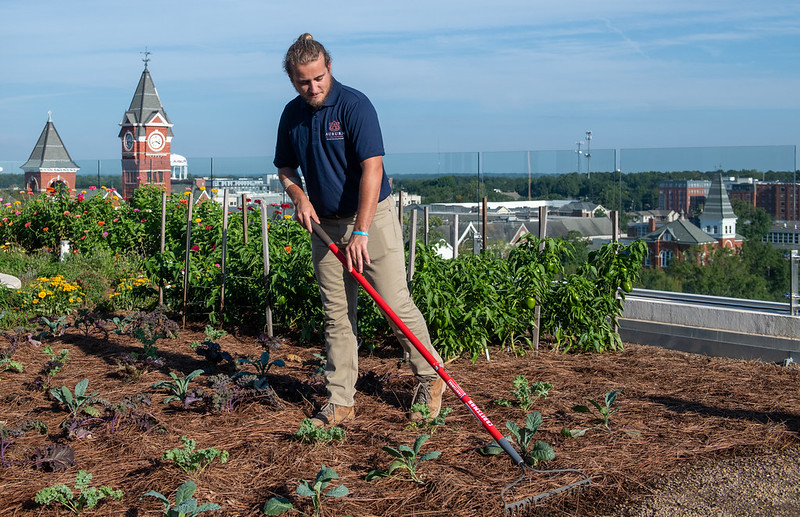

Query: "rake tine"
left=502, top=466, right=592, bottom=516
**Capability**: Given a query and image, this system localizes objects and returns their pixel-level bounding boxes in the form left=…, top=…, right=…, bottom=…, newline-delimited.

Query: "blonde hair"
left=283, top=33, right=331, bottom=78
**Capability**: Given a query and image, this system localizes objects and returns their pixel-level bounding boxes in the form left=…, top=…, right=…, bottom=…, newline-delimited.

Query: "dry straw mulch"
left=1, top=323, right=799, bottom=516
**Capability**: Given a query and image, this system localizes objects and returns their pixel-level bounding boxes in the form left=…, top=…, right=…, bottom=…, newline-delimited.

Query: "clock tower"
left=119, top=51, right=173, bottom=199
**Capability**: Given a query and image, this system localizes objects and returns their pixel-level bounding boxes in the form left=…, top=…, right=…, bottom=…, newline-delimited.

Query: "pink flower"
left=190, top=245, right=200, bottom=252
left=24, top=221, right=31, bottom=227
left=133, top=208, right=140, bottom=212
left=89, top=186, right=97, bottom=190
left=102, top=231, right=109, bottom=237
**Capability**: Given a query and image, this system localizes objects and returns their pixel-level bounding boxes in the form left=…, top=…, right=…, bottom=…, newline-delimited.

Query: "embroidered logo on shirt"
left=325, top=120, right=344, bottom=141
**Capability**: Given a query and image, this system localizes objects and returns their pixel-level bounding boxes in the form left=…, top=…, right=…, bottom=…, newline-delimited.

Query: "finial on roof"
left=47, top=110, right=52, bottom=122
left=141, top=46, right=151, bottom=70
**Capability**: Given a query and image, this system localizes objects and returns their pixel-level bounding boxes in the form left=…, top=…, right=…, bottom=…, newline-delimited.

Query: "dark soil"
left=2, top=322, right=799, bottom=516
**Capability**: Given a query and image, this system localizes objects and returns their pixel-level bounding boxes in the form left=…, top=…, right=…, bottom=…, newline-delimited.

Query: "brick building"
left=643, top=175, right=742, bottom=267
left=21, top=114, right=79, bottom=193
left=119, top=58, right=173, bottom=200
left=658, top=180, right=710, bottom=215
left=728, top=181, right=800, bottom=222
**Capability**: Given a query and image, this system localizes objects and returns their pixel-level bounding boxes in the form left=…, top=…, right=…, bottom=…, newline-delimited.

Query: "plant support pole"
left=159, top=191, right=166, bottom=306
left=241, top=194, right=248, bottom=244
left=533, top=206, right=547, bottom=356
left=220, top=190, right=229, bottom=324
left=182, top=192, right=194, bottom=328
left=261, top=202, right=273, bottom=336
left=407, top=209, right=417, bottom=283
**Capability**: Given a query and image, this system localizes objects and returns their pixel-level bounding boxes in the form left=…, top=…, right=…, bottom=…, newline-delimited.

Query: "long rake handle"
left=311, top=221, right=524, bottom=467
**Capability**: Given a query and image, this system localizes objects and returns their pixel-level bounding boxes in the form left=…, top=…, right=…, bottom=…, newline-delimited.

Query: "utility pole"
left=585, top=130, right=592, bottom=201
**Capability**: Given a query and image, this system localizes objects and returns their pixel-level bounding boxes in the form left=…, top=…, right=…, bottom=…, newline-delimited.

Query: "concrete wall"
left=619, top=296, right=800, bottom=363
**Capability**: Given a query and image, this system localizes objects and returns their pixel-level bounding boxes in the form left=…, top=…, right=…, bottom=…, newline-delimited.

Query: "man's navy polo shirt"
left=273, top=78, right=392, bottom=217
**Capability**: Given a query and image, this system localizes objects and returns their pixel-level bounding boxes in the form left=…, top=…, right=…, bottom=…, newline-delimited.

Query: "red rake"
left=310, top=221, right=591, bottom=515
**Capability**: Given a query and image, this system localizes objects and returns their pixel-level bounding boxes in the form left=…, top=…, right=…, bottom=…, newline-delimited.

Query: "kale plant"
left=366, top=434, right=441, bottom=483
left=0, top=419, right=48, bottom=467
left=34, top=469, right=123, bottom=514
left=292, top=418, right=346, bottom=445
left=161, top=435, right=229, bottom=475
left=264, top=465, right=348, bottom=517
left=572, top=389, right=623, bottom=429
left=479, top=412, right=555, bottom=466
left=141, top=479, right=221, bottom=516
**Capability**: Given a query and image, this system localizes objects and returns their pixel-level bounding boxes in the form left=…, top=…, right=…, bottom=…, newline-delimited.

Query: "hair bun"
left=300, top=33, right=314, bottom=41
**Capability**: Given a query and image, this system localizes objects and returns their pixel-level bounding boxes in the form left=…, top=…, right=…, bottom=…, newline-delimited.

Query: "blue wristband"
left=352, top=231, right=369, bottom=237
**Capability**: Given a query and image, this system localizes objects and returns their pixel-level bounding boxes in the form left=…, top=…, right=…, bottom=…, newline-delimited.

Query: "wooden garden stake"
left=241, top=194, right=248, bottom=243
left=159, top=190, right=166, bottom=306
left=219, top=189, right=229, bottom=325
left=407, top=208, right=417, bottom=283
left=532, top=206, right=547, bottom=356
left=261, top=203, right=273, bottom=337
left=182, top=191, right=194, bottom=328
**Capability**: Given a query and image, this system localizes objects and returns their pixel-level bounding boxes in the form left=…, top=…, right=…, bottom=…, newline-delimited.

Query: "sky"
left=1, top=0, right=799, bottom=166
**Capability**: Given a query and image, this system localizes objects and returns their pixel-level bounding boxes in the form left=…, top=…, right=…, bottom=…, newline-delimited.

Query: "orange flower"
left=43, top=227, right=49, bottom=231
left=98, top=221, right=105, bottom=226
left=285, top=245, right=292, bottom=254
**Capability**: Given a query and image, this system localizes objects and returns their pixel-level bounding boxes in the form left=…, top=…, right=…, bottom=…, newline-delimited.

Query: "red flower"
left=190, top=245, right=200, bottom=252
left=205, top=225, right=213, bottom=230
left=280, top=202, right=291, bottom=209
left=98, top=221, right=105, bottom=226
left=24, top=221, right=31, bottom=227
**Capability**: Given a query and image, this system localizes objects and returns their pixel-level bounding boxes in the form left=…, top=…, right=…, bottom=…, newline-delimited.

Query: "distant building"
left=728, top=180, right=800, bottom=222
left=170, top=154, right=188, bottom=180
left=658, top=180, right=710, bottom=215
left=21, top=113, right=79, bottom=193
left=119, top=57, right=173, bottom=199
left=626, top=210, right=680, bottom=238
left=556, top=201, right=608, bottom=218
left=641, top=174, right=742, bottom=268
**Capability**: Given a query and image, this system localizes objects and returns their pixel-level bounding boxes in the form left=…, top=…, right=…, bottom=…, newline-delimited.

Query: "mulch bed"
left=2, top=322, right=799, bottom=516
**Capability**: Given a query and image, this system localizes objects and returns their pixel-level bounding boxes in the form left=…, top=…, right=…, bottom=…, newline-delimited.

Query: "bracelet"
left=352, top=231, right=369, bottom=237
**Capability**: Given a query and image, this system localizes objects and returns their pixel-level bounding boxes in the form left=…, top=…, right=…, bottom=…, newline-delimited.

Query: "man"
left=274, top=33, right=445, bottom=427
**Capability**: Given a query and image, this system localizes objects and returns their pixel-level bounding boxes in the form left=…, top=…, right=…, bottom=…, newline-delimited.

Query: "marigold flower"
left=211, top=188, right=218, bottom=193
left=284, top=214, right=292, bottom=220
left=195, top=218, right=201, bottom=223
left=183, top=192, right=191, bottom=196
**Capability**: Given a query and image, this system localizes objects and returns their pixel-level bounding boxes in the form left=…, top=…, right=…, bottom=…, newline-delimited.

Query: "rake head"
left=501, top=466, right=591, bottom=516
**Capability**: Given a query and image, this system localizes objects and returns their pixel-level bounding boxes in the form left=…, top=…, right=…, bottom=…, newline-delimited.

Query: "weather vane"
left=141, top=47, right=151, bottom=70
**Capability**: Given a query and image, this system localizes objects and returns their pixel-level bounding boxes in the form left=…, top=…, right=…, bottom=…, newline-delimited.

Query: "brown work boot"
left=310, top=402, right=355, bottom=427
left=409, top=377, right=446, bottom=422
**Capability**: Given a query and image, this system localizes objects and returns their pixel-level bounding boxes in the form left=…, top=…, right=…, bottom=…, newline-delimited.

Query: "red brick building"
left=644, top=175, right=742, bottom=267
left=658, top=180, right=710, bottom=215
left=21, top=114, right=79, bottom=193
left=119, top=59, right=173, bottom=200
left=728, top=181, right=800, bottom=222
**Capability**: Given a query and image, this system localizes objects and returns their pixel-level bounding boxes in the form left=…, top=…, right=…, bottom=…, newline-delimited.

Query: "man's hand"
left=293, top=197, right=320, bottom=233
left=345, top=233, right=370, bottom=273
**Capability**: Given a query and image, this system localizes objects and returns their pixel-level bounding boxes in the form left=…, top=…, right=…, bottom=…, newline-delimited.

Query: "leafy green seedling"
left=559, top=427, right=588, bottom=438
left=141, top=479, right=221, bottom=516
left=572, top=389, right=623, bottom=429
left=152, top=369, right=205, bottom=406
left=161, top=435, right=229, bottom=475
left=237, top=351, right=285, bottom=377
left=50, top=378, right=101, bottom=418
left=479, top=412, right=555, bottom=466
left=42, top=344, right=69, bottom=376
left=264, top=465, right=348, bottom=517
left=292, top=418, right=346, bottom=445
left=366, top=434, right=441, bottom=483
left=406, top=404, right=453, bottom=435
left=38, top=315, right=70, bottom=339
left=34, top=469, right=123, bottom=514
left=494, top=375, right=552, bottom=410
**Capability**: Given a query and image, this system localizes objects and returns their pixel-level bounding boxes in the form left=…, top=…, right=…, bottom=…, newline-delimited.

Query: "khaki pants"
left=311, top=195, right=443, bottom=407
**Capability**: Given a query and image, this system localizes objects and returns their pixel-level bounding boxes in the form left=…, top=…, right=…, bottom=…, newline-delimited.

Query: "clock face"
left=123, top=132, right=134, bottom=151
left=147, top=131, right=165, bottom=152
